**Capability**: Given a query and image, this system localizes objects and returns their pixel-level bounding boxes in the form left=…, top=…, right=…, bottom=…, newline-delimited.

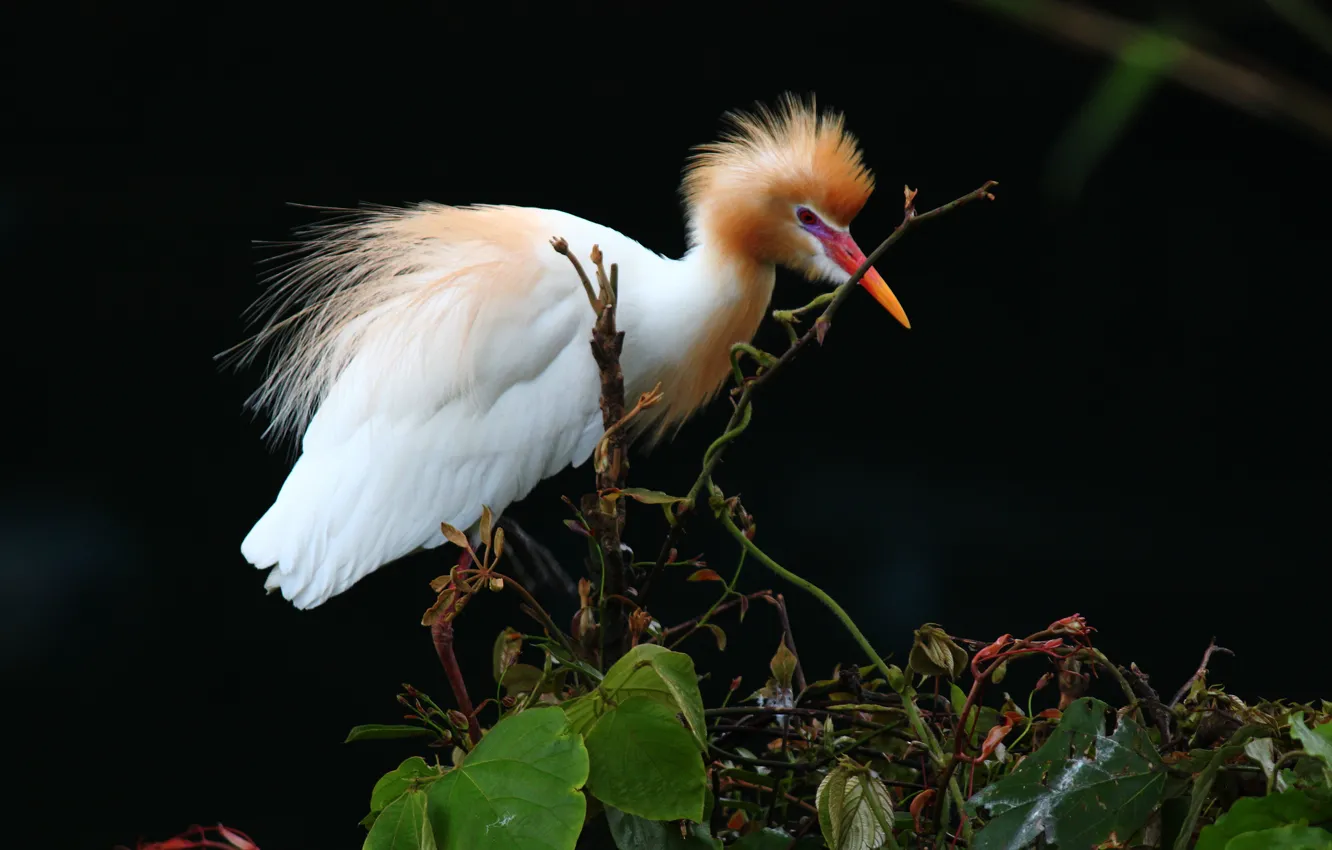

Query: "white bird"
left=236, top=94, right=910, bottom=610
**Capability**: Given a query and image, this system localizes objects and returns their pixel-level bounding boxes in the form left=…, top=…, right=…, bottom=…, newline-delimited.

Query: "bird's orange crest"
left=681, top=93, right=875, bottom=237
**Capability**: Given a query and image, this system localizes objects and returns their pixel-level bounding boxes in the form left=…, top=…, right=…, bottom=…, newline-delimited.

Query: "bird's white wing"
left=239, top=204, right=610, bottom=609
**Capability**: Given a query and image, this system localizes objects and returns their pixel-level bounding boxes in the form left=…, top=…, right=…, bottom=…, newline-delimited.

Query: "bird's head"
left=681, top=94, right=909, bottom=329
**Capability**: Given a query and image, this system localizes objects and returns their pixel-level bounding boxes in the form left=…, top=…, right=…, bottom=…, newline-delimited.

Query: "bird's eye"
left=796, top=208, right=819, bottom=226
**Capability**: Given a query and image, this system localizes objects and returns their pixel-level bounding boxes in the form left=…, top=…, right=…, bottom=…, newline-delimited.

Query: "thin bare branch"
left=550, top=237, right=601, bottom=313
left=1170, top=637, right=1235, bottom=708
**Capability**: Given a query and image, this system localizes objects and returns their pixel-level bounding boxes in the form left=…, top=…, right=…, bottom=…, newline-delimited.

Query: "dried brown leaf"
left=422, top=589, right=456, bottom=626
left=479, top=505, right=494, bottom=550
left=439, top=522, right=471, bottom=552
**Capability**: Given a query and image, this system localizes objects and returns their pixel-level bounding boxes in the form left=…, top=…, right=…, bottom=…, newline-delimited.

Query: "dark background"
left=3, top=2, right=1328, bottom=848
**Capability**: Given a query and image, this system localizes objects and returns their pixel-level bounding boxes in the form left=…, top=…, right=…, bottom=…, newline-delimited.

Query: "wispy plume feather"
left=221, top=202, right=541, bottom=445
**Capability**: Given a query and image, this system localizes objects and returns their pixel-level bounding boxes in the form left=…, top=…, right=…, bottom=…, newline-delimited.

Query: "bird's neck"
left=679, top=240, right=775, bottom=308
left=680, top=209, right=777, bottom=301
left=633, top=234, right=775, bottom=438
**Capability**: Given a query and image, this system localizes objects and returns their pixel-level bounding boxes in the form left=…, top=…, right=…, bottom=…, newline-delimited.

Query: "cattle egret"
left=237, top=94, right=909, bottom=609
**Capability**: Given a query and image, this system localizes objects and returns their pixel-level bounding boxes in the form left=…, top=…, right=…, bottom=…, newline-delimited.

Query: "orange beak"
left=827, top=232, right=911, bottom=330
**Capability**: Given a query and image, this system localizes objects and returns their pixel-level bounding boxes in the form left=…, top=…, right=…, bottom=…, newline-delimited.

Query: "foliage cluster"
left=353, top=616, right=1332, bottom=850
left=341, top=183, right=1332, bottom=850
left=127, top=182, right=1330, bottom=850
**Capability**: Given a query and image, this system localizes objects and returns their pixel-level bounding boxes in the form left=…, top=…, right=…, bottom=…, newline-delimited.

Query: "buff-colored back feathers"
left=229, top=203, right=544, bottom=445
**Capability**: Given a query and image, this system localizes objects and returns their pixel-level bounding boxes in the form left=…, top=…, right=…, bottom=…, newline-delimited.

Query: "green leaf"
left=364, top=789, right=435, bottom=850
left=604, top=805, right=720, bottom=849
left=599, top=644, right=707, bottom=752
left=617, top=487, right=687, bottom=505
left=950, top=683, right=968, bottom=718
left=816, top=765, right=846, bottom=847
left=769, top=639, right=798, bottom=692
left=426, top=707, right=588, bottom=850
left=884, top=664, right=907, bottom=693
left=346, top=724, right=437, bottom=743
left=1291, top=714, right=1332, bottom=781
left=493, top=628, right=523, bottom=684
left=816, top=763, right=894, bottom=850
left=702, top=624, right=727, bottom=651
left=585, top=696, right=707, bottom=822
left=531, top=636, right=604, bottom=683
left=499, top=663, right=545, bottom=697
left=562, top=693, right=601, bottom=736
left=1196, top=790, right=1332, bottom=850
left=949, top=683, right=993, bottom=748
left=908, top=624, right=967, bottom=679
left=1244, top=738, right=1288, bottom=793
left=1224, top=825, right=1332, bottom=849
left=370, top=757, right=441, bottom=814
left=968, top=697, right=1166, bottom=850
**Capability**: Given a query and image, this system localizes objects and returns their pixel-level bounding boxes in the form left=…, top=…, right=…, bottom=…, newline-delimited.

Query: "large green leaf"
left=562, top=693, right=600, bottom=736
left=599, top=644, right=708, bottom=752
left=1196, top=790, right=1332, bottom=850
left=365, top=789, right=435, bottom=850
left=816, top=763, right=894, bottom=850
left=604, top=805, right=720, bottom=849
left=1225, top=825, right=1332, bottom=849
left=585, top=696, right=707, bottom=822
left=427, top=707, right=589, bottom=850
left=968, top=697, right=1166, bottom=850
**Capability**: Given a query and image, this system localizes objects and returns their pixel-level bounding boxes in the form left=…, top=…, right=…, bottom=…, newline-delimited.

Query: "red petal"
left=979, top=723, right=1014, bottom=759
left=974, top=633, right=1013, bottom=664
left=910, top=788, right=936, bottom=832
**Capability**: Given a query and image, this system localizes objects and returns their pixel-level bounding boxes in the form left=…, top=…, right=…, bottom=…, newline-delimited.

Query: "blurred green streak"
left=1044, top=28, right=1182, bottom=202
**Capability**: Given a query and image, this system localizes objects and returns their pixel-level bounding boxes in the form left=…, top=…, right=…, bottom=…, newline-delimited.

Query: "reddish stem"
left=432, top=614, right=482, bottom=746
left=432, top=549, right=481, bottom=746
left=951, top=642, right=1064, bottom=764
